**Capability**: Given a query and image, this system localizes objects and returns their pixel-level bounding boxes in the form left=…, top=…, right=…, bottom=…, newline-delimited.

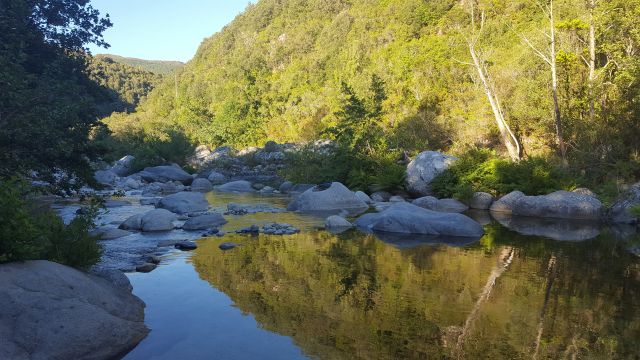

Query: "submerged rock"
left=219, top=242, right=240, bottom=251
left=157, top=192, right=209, bottom=214
left=354, top=202, right=484, bottom=238
left=325, top=215, right=353, bottom=229
left=175, top=241, right=198, bottom=251
left=183, top=213, right=227, bottom=230
left=136, top=263, right=157, bottom=273
left=93, top=227, right=131, bottom=240
left=262, top=223, right=300, bottom=235
left=405, top=151, right=457, bottom=196
left=225, top=203, right=285, bottom=215
left=287, top=182, right=369, bottom=215
left=0, top=261, right=148, bottom=360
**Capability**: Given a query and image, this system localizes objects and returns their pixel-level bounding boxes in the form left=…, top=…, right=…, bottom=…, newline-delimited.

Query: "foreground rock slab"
left=355, top=202, right=484, bottom=238
left=287, top=182, right=369, bottom=215
left=0, top=261, right=148, bottom=360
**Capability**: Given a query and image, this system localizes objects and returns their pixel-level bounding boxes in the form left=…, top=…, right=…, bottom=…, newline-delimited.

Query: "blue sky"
left=88, top=0, right=251, bottom=62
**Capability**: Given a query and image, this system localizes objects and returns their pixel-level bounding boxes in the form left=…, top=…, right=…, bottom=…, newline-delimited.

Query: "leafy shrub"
left=0, top=180, right=101, bottom=269
left=432, top=149, right=575, bottom=198
left=630, top=205, right=640, bottom=218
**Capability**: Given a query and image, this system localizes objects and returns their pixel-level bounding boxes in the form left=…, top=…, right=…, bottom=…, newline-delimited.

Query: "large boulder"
left=511, top=190, right=603, bottom=220
left=137, top=165, right=193, bottom=185
left=0, top=261, right=148, bottom=360
left=216, top=180, right=255, bottom=193
left=94, top=170, right=117, bottom=185
left=287, top=182, right=369, bottom=215
left=490, top=191, right=526, bottom=214
left=354, top=191, right=373, bottom=204
left=412, top=196, right=469, bottom=213
left=609, top=183, right=640, bottom=224
left=467, top=192, right=494, bottom=210
left=111, top=155, right=135, bottom=177
left=405, top=151, right=457, bottom=196
left=191, top=178, right=213, bottom=192
left=119, top=209, right=177, bottom=232
left=183, top=213, right=228, bottom=230
left=207, top=171, right=227, bottom=185
left=157, top=192, right=209, bottom=214
left=354, top=202, right=484, bottom=238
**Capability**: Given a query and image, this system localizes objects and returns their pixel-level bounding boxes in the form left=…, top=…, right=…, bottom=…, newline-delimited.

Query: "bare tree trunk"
left=469, top=45, right=522, bottom=161
left=549, top=1, right=567, bottom=165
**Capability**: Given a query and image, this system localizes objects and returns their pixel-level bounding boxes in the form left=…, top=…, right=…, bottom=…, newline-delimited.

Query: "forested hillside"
left=88, top=55, right=163, bottom=114
left=95, top=54, right=184, bottom=75
left=105, top=0, right=640, bottom=183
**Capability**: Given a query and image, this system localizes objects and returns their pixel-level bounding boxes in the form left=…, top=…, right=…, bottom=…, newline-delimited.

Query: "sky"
left=88, top=0, right=251, bottom=62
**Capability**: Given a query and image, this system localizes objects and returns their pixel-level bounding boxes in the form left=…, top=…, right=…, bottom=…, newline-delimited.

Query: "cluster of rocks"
left=225, top=203, right=285, bottom=215
left=234, top=223, right=300, bottom=235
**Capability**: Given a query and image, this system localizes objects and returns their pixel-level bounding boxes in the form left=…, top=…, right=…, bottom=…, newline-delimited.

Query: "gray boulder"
left=405, top=151, right=457, bottom=196
left=216, top=180, right=255, bottom=193
left=207, top=171, right=227, bottom=185
left=412, top=196, right=469, bottom=213
left=490, top=191, right=526, bottom=214
left=609, top=183, right=640, bottom=224
left=0, top=261, right=148, bottom=360
left=511, top=190, right=603, bottom=220
left=124, top=177, right=141, bottom=190
left=183, top=213, right=228, bottom=230
left=137, top=165, right=193, bottom=185
left=95, top=170, right=117, bottom=185
left=93, top=227, right=131, bottom=240
left=370, top=191, right=392, bottom=202
left=389, top=195, right=406, bottom=203
left=158, top=192, right=209, bottom=214
left=467, top=192, right=494, bottom=210
left=140, top=209, right=177, bottom=232
left=120, top=209, right=177, bottom=232
left=354, top=191, right=373, bottom=204
left=111, top=155, right=135, bottom=177
left=325, top=215, right=353, bottom=229
left=191, top=178, right=213, bottom=192
left=354, top=202, right=484, bottom=238
left=279, top=181, right=294, bottom=193
left=287, top=182, right=369, bottom=215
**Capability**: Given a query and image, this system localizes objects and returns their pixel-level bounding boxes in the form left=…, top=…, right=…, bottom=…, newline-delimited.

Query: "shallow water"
left=119, top=192, right=640, bottom=360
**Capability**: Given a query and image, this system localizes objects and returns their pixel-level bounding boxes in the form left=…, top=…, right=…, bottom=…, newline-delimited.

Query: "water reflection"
left=190, top=225, right=640, bottom=359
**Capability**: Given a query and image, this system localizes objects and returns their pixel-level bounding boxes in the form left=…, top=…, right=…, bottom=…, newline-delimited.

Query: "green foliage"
left=630, top=205, right=640, bottom=218
left=432, top=149, right=575, bottom=198
left=95, top=54, right=184, bottom=75
left=281, top=77, right=405, bottom=193
left=0, top=180, right=101, bottom=268
left=0, top=0, right=111, bottom=189
left=87, top=55, right=163, bottom=114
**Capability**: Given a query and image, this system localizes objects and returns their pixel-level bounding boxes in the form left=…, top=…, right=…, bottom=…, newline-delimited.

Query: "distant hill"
left=95, top=54, right=184, bottom=75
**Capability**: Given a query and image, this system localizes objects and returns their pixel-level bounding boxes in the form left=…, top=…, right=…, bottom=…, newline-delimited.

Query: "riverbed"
left=64, top=191, right=640, bottom=359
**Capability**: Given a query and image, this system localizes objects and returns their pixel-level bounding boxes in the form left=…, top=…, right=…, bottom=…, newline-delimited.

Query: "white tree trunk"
left=469, top=45, right=521, bottom=161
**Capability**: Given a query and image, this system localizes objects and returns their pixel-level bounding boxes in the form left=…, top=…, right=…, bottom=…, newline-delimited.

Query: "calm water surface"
left=124, top=192, right=640, bottom=360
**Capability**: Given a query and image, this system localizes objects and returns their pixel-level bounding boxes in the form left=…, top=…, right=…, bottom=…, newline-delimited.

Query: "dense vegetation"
left=87, top=55, right=163, bottom=114
left=105, top=0, right=640, bottom=190
left=0, top=0, right=111, bottom=266
left=95, top=54, right=184, bottom=75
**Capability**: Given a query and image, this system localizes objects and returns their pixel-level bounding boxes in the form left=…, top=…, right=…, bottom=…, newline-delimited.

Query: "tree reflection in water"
left=190, top=224, right=640, bottom=359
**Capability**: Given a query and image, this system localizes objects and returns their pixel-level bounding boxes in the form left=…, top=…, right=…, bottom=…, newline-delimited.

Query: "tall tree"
left=518, top=0, right=567, bottom=164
